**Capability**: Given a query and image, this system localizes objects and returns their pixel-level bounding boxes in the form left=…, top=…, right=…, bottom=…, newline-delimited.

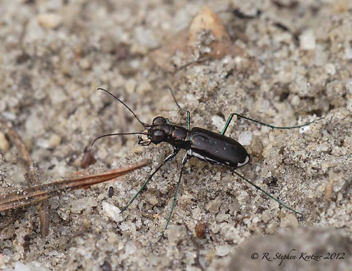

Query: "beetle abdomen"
left=189, top=127, right=250, bottom=168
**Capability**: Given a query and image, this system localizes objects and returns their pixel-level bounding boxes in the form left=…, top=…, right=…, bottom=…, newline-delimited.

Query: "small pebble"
left=333, top=179, right=345, bottom=193
left=345, top=48, right=352, bottom=60
left=37, top=13, right=62, bottom=29
left=15, top=262, right=31, bottom=271
left=325, top=63, right=336, bottom=75
left=125, top=242, right=137, bottom=255
left=134, top=26, right=159, bottom=49
left=299, top=29, right=316, bottom=50
left=280, top=214, right=299, bottom=229
left=106, top=232, right=119, bottom=244
left=216, top=245, right=230, bottom=257
left=146, top=195, right=159, bottom=206
left=0, top=132, right=10, bottom=152
left=195, top=222, right=207, bottom=239
left=345, top=80, right=352, bottom=94
left=125, top=79, right=136, bottom=94
left=211, top=116, right=225, bottom=131
left=70, top=197, right=98, bottom=213
left=188, top=7, right=232, bottom=58
left=25, top=113, right=45, bottom=137
left=238, top=131, right=252, bottom=146
left=49, top=134, right=61, bottom=148
left=102, top=201, right=123, bottom=222
left=205, top=198, right=221, bottom=213
left=79, top=58, right=91, bottom=70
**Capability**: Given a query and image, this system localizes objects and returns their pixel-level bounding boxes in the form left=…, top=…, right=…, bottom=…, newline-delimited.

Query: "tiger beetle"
left=92, top=87, right=321, bottom=236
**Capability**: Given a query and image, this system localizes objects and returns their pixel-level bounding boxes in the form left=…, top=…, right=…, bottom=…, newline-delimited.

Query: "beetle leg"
left=222, top=113, right=322, bottom=135
left=161, top=153, right=189, bottom=238
left=121, top=148, right=179, bottom=213
left=233, top=170, right=303, bottom=216
left=186, top=111, right=191, bottom=130
left=221, top=114, right=235, bottom=135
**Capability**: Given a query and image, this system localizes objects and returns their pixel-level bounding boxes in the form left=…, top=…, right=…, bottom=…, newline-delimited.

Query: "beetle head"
left=138, top=116, right=168, bottom=146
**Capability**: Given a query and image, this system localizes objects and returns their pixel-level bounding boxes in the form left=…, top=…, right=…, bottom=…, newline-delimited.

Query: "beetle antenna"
left=97, top=87, right=149, bottom=127
left=165, top=86, right=181, bottom=110
left=91, top=132, right=147, bottom=147
left=233, top=170, right=303, bottom=216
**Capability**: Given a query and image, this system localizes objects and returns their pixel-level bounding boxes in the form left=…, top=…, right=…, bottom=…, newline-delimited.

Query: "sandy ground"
left=0, top=0, right=351, bottom=270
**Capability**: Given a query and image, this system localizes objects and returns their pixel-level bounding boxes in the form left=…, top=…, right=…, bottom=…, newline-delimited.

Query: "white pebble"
left=14, top=262, right=30, bottom=271
left=300, top=29, right=316, bottom=50
left=25, top=113, right=45, bottom=137
left=70, top=197, right=98, bottom=213
left=345, top=48, right=352, bottom=60
left=216, top=245, right=230, bottom=257
left=79, top=58, right=91, bottom=70
left=333, top=179, right=345, bottom=193
left=211, top=116, right=225, bottom=131
left=325, top=63, right=336, bottom=75
left=238, top=131, right=252, bottom=146
left=102, top=201, right=123, bottom=222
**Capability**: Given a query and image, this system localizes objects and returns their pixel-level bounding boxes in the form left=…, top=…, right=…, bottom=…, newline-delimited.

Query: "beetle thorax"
left=137, top=116, right=190, bottom=148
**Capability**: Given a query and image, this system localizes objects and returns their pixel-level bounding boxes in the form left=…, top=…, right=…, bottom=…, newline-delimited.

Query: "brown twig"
left=0, top=159, right=151, bottom=212
left=0, top=118, right=151, bottom=236
left=0, top=118, right=50, bottom=236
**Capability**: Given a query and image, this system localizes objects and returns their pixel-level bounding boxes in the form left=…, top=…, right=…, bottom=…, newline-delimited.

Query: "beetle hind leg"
left=221, top=113, right=322, bottom=135
left=233, top=170, right=303, bottom=216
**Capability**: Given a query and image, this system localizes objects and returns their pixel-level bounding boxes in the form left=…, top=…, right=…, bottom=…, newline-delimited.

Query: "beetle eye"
left=152, top=116, right=166, bottom=126
left=153, top=130, right=165, bottom=142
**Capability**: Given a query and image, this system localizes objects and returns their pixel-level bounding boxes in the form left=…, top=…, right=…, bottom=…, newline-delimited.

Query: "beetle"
left=92, top=87, right=320, bottom=234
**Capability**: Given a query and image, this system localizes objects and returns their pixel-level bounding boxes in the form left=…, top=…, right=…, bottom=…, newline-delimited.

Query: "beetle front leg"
left=160, top=153, right=189, bottom=240
left=121, top=148, right=179, bottom=213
